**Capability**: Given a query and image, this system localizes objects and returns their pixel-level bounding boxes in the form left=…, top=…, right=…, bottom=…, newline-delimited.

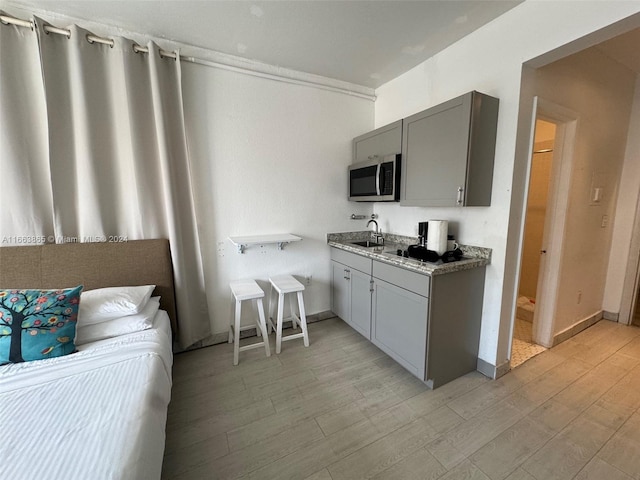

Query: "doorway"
left=511, top=96, right=578, bottom=368
left=511, top=119, right=556, bottom=367
left=632, top=264, right=640, bottom=327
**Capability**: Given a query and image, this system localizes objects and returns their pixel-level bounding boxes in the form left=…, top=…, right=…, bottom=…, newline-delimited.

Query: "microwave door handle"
left=375, top=163, right=381, bottom=196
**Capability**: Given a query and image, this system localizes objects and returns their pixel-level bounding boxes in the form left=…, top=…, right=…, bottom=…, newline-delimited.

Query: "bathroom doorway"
left=512, top=118, right=556, bottom=367
left=633, top=287, right=640, bottom=327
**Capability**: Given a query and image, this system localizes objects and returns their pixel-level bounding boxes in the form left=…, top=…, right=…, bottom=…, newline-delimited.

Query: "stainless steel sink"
left=351, top=240, right=384, bottom=248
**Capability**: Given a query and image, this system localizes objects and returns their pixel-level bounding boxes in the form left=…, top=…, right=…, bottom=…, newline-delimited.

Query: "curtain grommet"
left=86, top=33, right=114, bottom=47
left=159, top=50, right=178, bottom=61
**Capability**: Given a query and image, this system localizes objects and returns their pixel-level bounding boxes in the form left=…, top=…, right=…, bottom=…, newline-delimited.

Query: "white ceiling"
left=4, top=0, right=522, bottom=88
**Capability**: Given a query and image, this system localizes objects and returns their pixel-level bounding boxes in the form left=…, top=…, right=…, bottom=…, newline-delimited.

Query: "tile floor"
left=511, top=318, right=547, bottom=368
left=162, top=317, right=640, bottom=480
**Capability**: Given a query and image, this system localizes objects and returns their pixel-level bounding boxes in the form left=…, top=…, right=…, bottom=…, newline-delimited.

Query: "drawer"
left=331, top=247, right=372, bottom=274
left=372, top=260, right=430, bottom=297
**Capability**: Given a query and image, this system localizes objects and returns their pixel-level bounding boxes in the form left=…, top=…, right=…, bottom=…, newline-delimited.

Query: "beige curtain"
left=0, top=13, right=54, bottom=243
left=0, top=16, right=210, bottom=348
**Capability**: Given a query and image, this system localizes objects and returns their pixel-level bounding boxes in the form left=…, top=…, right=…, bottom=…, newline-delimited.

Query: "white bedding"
left=0, top=310, right=173, bottom=480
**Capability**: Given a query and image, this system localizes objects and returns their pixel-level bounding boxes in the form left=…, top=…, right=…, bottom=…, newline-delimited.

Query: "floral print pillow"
left=0, top=286, right=83, bottom=364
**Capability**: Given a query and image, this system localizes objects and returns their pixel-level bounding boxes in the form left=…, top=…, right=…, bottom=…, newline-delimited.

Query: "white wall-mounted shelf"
left=228, top=234, right=302, bottom=254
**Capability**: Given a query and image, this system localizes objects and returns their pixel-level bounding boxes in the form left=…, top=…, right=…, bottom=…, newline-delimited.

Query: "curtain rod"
left=0, top=12, right=375, bottom=101
left=0, top=13, right=178, bottom=58
left=0, top=13, right=32, bottom=28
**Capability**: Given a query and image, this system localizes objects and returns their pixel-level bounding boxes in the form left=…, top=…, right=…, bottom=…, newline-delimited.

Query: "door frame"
left=518, top=97, right=579, bottom=348
left=619, top=191, right=640, bottom=325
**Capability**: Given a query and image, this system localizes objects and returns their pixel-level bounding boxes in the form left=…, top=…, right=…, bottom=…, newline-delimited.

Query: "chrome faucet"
left=367, top=219, right=384, bottom=245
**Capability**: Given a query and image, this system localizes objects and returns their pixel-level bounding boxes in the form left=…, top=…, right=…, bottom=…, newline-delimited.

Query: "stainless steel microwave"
left=348, top=154, right=401, bottom=202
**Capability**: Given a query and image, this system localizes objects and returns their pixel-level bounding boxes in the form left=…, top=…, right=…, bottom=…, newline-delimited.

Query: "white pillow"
left=75, top=296, right=160, bottom=345
left=78, top=285, right=155, bottom=325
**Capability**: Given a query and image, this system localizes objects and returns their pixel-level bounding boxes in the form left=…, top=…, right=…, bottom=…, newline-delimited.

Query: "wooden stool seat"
left=268, top=274, right=309, bottom=354
left=232, top=279, right=265, bottom=300
left=228, top=279, right=271, bottom=365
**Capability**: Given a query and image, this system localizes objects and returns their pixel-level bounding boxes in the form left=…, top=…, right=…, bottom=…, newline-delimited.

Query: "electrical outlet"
left=601, top=215, right=609, bottom=228
left=305, top=275, right=312, bottom=286
left=577, top=290, right=582, bottom=304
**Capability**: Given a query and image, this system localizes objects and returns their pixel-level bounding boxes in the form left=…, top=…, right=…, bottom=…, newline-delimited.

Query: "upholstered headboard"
left=0, top=239, right=177, bottom=333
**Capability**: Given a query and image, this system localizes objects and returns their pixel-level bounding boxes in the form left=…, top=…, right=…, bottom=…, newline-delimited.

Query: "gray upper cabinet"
left=353, top=120, right=402, bottom=163
left=401, top=91, right=499, bottom=207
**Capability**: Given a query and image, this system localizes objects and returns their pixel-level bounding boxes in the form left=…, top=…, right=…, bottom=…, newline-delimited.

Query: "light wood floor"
left=162, top=317, right=640, bottom=480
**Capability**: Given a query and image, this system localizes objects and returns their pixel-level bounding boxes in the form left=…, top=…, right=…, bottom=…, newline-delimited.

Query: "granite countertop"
left=327, top=231, right=491, bottom=276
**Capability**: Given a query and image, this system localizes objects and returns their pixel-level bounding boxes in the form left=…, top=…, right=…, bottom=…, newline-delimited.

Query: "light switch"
left=590, top=172, right=612, bottom=206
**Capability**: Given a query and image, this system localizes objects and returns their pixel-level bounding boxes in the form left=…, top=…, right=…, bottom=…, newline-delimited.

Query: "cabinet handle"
left=456, top=187, right=464, bottom=205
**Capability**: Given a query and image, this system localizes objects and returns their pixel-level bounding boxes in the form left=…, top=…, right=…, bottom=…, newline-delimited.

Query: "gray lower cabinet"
left=401, top=91, right=499, bottom=207
left=330, top=249, right=372, bottom=339
left=330, top=260, right=351, bottom=324
left=371, top=277, right=429, bottom=379
left=426, top=266, right=485, bottom=388
left=330, top=247, right=485, bottom=388
left=353, top=120, right=402, bottom=163
left=349, top=268, right=372, bottom=338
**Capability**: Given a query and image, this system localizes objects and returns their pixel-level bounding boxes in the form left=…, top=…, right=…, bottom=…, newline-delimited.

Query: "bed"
left=0, top=240, right=176, bottom=480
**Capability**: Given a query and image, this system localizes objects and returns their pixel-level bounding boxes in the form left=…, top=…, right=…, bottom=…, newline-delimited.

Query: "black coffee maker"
left=418, top=222, right=428, bottom=245
left=407, top=222, right=439, bottom=262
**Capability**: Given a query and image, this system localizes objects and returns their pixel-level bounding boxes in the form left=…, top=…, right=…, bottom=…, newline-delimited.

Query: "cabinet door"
left=401, top=93, right=472, bottom=207
left=331, top=261, right=351, bottom=323
left=349, top=268, right=372, bottom=338
left=353, top=120, right=402, bottom=163
left=371, top=278, right=428, bottom=379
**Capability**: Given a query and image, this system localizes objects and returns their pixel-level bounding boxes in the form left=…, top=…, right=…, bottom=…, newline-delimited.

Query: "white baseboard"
left=552, top=310, right=603, bottom=347
left=175, top=310, right=335, bottom=353
left=477, top=357, right=511, bottom=380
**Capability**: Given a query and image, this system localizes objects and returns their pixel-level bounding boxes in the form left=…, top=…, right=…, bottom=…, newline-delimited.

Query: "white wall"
left=372, top=1, right=640, bottom=369
left=182, top=63, right=373, bottom=334
left=604, top=76, right=640, bottom=313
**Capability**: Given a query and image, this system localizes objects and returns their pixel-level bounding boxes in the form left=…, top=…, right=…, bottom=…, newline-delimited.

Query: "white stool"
left=268, top=274, right=309, bottom=354
left=228, top=279, right=271, bottom=365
